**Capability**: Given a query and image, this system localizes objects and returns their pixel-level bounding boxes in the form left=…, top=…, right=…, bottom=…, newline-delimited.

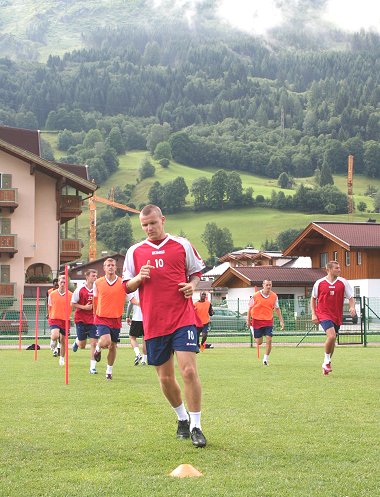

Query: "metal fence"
left=0, top=296, right=379, bottom=348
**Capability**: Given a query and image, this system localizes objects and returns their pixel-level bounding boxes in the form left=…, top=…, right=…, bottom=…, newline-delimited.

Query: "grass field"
left=1, top=347, right=379, bottom=497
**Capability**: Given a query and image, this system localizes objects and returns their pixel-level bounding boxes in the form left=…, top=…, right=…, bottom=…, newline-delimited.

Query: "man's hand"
left=139, top=260, right=155, bottom=281
left=311, top=313, right=319, bottom=325
left=178, top=282, right=195, bottom=299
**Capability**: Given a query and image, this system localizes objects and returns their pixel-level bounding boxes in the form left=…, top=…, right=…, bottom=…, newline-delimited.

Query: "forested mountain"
left=1, top=0, right=380, bottom=185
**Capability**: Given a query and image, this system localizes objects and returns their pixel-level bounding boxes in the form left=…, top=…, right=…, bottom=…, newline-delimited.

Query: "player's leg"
left=105, top=328, right=120, bottom=380
left=141, top=338, right=147, bottom=365
left=58, top=329, right=66, bottom=366
left=72, top=323, right=86, bottom=352
left=320, top=320, right=337, bottom=374
left=50, top=327, right=60, bottom=355
left=263, top=327, right=273, bottom=365
left=94, top=325, right=111, bottom=363
left=89, top=326, right=98, bottom=374
left=129, top=321, right=143, bottom=365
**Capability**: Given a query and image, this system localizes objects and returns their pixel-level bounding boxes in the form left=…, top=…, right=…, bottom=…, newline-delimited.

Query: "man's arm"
left=208, top=302, right=214, bottom=316
left=310, top=296, right=319, bottom=324
left=275, top=307, right=285, bottom=330
left=348, top=296, right=356, bottom=316
left=123, top=260, right=155, bottom=293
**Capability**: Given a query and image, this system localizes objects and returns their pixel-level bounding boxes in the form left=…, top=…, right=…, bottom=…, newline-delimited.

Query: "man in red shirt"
left=311, top=261, right=356, bottom=375
left=247, top=280, right=284, bottom=365
left=71, top=269, right=98, bottom=374
left=123, top=205, right=207, bottom=448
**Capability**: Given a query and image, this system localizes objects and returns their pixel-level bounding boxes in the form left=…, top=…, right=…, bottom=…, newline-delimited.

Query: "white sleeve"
left=183, top=239, right=205, bottom=276
left=71, top=287, right=80, bottom=304
left=311, top=281, right=319, bottom=298
left=93, top=281, right=98, bottom=297
left=343, top=279, right=354, bottom=299
left=122, top=246, right=137, bottom=281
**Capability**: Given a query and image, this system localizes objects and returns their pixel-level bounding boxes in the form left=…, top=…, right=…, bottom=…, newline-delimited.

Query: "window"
left=354, top=286, right=361, bottom=298
left=345, top=251, right=350, bottom=266
left=0, top=218, right=11, bottom=235
left=320, top=252, right=328, bottom=268
left=333, top=251, right=338, bottom=261
left=357, top=252, right=362, bottom=265
left=0, top=174, right=12, bottom=188
left=0, top=265, right=10, bottom=283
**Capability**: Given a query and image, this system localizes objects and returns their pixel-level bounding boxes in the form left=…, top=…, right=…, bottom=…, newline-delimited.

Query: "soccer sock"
left=142, top=354, right=147, bottom=362
left=133, top=346, right=140, bottom=356
left=173, top=403, right=188, bottom=421
left=90, top=360, right=96, bottom=370
left=95, top=344, right=101, bottom=353
left=50, top=339, right=56, bottom=349
left=324, top=353, right=331, bottom=364
left=189, top=411, right=201, bottom=431
left=106, top=364, right=113, bottom=374
left=263, top=354, right=269, bottom=362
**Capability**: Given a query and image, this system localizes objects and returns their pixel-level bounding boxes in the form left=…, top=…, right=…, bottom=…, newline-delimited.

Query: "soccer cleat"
left=89, top=368, right=98, bottom=374
left=199, top=343, right=205, bottom=352
left=141, top=360, right=147, bottom=366
left=53, top=347, right=59, bottom=357
left=59, top=356, right=65, bottom=366
left=106, top=373, right=112, bottom=380
left=72, top=341, right=78, bottom=352
left=134, top=353, right=142, bottom=366
left=94, top=349, right=101, bottom=362
left=263, top=359, right=268, bottom=366
left=190, top=427, right=207, bottom=448
left=176, top=419, right=190, bottom=439
left=322, top=362, right=332, bottom=375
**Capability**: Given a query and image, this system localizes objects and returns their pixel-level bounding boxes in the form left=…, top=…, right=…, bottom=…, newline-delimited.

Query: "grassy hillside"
left=43, top=134, right=380, bottom=260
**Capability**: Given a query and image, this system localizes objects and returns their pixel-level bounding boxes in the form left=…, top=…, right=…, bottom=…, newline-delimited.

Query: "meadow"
left=42, top=133, right=380, bottom=259
left=1, top=346, right=379, bottom=497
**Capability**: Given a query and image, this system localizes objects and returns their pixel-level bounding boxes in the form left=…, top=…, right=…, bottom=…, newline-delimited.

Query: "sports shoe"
left=72, top=341, right=78, bottom=352
left=263, top=359, right=268, bottom=366
left=176, top=419, right=190, bottom=439
left=199, top=343, right=205, bottom=352
left=191, top=427, right=207, bottom=448
left=141, top=360, right=147, bottom=366
left=89, top=368, right=98, bottom=374
left=322, top=362, right=332, bottom=375
left=94, top=349, right=101, bottom=362
left=59, top=356, right=65, bottom=366
left=134, top=353, right=142, bottom=366
left=53, top=347, right=59, bottom=357
left=106, top=373, right=112, bottom=380
left=50, top=340, right=57, bottom=351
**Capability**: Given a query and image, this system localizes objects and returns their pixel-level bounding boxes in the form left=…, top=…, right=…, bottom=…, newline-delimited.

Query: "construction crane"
left=88, top=195, right=140, bottom=261
left=347, top=155, right=354, bottom=222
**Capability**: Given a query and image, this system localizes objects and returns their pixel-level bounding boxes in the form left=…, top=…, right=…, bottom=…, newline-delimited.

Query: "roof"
left=0, top=137, right=96, bottom=195
left=219, top=249, right=283, bottom=263
left=283, top=221, right=380, bottom=255
left=0, top=125, right=40, bottom=155
left=69, top=253, right=125, bottom=278
left=212, top=266, right=327, bottom=288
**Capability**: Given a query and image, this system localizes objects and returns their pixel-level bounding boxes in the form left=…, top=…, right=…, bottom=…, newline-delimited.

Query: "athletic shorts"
left=320, top=320, right=340, bottom=334
left=253, top=326, right=273, bottom=339
left=76, top=322, right=97, bottom=341
left=50, top=324, right=70, bottom=337
left=129, top=320, right=144, bottom=338
left=96, top=325, right=120, bottom=343
left=146, top=325, right=199, bottom=366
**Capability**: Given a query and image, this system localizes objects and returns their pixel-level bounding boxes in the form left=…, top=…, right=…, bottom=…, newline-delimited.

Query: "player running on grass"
left=122, top=204, right=207, bottom=448
left=311, top=261, right=357, bottom=375
left=71, top=269, right=98, bottom=374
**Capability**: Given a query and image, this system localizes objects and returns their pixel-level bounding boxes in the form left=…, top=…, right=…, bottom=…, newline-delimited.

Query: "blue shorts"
left=96, top=325, right=120, bottom=343
left=50, top=325, right=69, bottom=336
left=320, top=320, right=340, bottom=334
left=76, top=323, right=97, bottom=341
left=253, top=326, right=273, bottom=339
left=146, top=325, right=199, bottom=366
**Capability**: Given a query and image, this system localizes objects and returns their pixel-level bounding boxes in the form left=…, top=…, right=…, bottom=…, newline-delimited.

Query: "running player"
left=126, top=289, right=147, bottom=366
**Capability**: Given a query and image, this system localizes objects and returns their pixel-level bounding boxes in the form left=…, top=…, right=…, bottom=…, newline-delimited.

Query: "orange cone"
left=169, top=464, right=203, bottom=478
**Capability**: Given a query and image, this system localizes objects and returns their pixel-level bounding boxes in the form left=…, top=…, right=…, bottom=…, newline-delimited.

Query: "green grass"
left=1, top=347, right=379, bottom=497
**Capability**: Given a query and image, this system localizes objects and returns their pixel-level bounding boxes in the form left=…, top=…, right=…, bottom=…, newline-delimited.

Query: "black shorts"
left=129, top=320, right=144, bottom=338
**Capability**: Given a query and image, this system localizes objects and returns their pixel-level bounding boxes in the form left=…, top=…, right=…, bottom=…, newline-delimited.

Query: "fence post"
left=362, top=296, right=367, bottom=347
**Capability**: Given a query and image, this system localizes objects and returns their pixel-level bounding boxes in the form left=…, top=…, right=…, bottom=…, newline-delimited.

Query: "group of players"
left=46, top=203, right=357, bottom=450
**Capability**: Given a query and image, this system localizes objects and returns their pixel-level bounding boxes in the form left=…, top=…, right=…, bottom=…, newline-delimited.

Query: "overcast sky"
left=217, top=0, right=380, bottom=34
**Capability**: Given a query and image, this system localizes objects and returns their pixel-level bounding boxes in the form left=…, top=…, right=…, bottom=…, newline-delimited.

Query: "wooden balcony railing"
left=0, top=188, right=18, bottom=211
left=60, top=195, right=82, bottom=222
left=0, top=282, right=16, bottom=297
left=60, top=238, right=83, bottom=263
left=0, top=234, right=17, bottom=256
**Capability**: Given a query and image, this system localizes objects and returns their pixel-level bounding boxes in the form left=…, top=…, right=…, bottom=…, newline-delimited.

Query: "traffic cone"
left=169, top=464, right=203, bottom=478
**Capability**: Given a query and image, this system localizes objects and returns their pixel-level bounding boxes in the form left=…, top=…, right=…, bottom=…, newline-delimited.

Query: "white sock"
left=263, top=354, right=269, bottom=362
left=95, top=344, right=101, bottom=353
left=189, top=411, right=201, bottom=431
left=142, top=354, right=147, bottom=362
left=90, top=360, right=96, bottom=370
left=106, top=364, right=113, bottom=374
left=173, top=403, right=188, bottom=421
left=133, top=346, right=140, bottom=356
left=324, top=353, right=331, bottom=364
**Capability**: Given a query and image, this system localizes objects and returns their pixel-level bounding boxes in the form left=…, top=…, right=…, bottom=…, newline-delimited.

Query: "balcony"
left=0, top=188, right=18, bottom=212
left=60, top=238, right=83, bottom=263
left=60, top=195, right=83, bottom=223
left=0, top=282, right=16, bottom=297
left=0, top=234, right=17, bottom=257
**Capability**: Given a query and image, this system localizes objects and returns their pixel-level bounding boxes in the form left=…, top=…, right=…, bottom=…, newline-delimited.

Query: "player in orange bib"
left=93, top=258, right=126, bottom=380
left=247, top=279, right=284, bottom=366
left=48, top=275, right=73, bottom=367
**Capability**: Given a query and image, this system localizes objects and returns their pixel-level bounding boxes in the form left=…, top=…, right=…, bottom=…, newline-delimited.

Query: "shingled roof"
left=283, top=221, right=380, bottom=256
left=212, top=266, right=326, bottom=288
